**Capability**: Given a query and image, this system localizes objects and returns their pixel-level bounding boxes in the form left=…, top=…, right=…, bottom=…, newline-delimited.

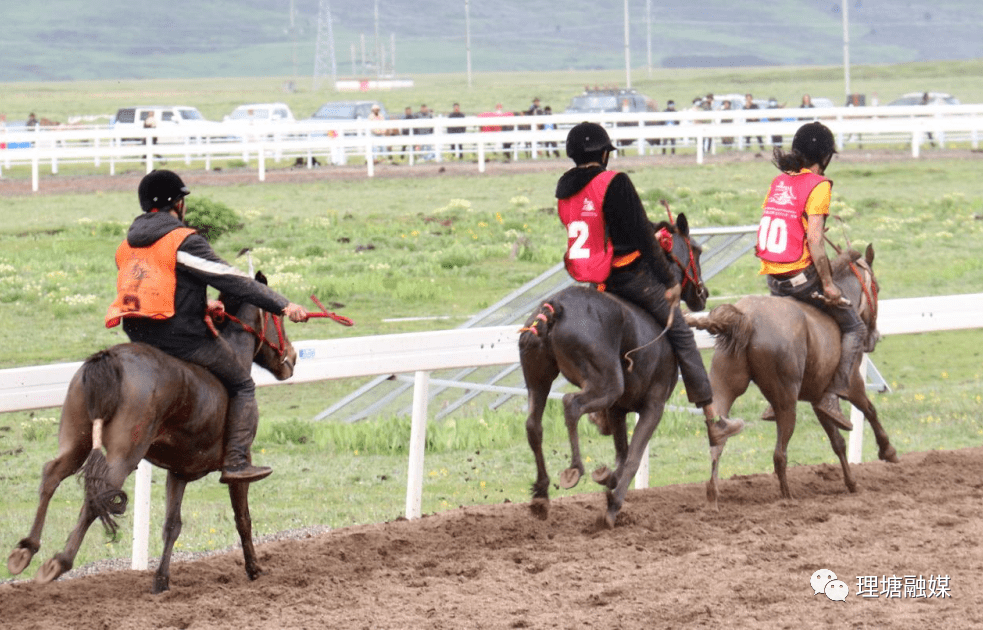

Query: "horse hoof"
left=591, top=466, right=612, bottom=485
left=35, top=558, right=66, bottom=585
left=601, top=512, right=617, bottom=530
left=529, top=497, right=550, bottom=520
left=7, top=548, right=32, bottom=575
left=880, top=447, right=900, bottom=463
left=558, top=467, right=581, bottom=489
left=151, top=576, right=170, bottom=594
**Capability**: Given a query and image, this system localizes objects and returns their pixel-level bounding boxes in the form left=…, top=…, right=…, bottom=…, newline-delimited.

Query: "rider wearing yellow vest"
left=756, top=122, right=867, bottom=430
left=107, top=170, right=309, bottom=483
left=556, top=122, right=744, bottom=446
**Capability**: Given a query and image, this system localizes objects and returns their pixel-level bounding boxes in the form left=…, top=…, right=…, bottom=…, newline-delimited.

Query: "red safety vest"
left=105, top=227, right=196, bottom=328
left=557, top=170, right=618, bottom=283
left=756, top=172, right=831, bottom=264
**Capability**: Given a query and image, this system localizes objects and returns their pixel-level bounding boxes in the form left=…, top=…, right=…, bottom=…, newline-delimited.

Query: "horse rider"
left=756, top=121, right=867, bottom=431
left=556, top=122, right=745, bottom=446
left=105, top=170, right=309, bottom=483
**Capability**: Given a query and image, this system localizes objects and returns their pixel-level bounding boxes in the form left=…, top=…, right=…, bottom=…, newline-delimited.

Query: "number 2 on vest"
left=567, top=220, right=591, bottom=259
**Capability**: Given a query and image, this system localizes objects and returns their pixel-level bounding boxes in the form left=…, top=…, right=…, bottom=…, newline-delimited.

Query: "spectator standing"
left=743, top=93, right=764, bottom=151
left=447, top=102, right=466, bottom=159
left=526, top=97, right=543, bottom=116
left=415, top=104, right=434, bottom=160
left=541, top=105, right=560, bottom=158
left=921, top=92, right=936, bottom=147
left=26, top=112, right=39, bottom=128
left=662, top=100, right=677, bottom=155
left=400, top=106, right=415, bottom=160
left=699, top=93, right=714, bottom=153
left=720, top=100, right=734, bottom=147
left=143, top=110, right=157, bottom=145
left=368, top=104, right=387, bottom=163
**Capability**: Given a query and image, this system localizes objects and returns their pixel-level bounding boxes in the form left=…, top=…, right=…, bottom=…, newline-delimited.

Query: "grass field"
left=2, top=64, right=983, bottom=582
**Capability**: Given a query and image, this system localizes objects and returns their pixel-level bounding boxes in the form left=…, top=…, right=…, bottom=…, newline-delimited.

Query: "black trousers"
left=604, top=263, right=714, bottom=408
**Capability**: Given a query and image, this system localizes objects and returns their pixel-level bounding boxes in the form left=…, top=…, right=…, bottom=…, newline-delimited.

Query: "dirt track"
left=2, top=446, right=980, bottom=629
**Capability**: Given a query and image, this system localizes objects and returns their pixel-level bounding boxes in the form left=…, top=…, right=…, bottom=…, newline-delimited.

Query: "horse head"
left=217, top=272, right=298, bottom=381
left=654, top=212, right=708, bottom=312
left=831, top=243, right=879, bottom=352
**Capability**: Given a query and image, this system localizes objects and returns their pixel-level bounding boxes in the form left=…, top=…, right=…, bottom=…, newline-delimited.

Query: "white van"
left=112, top=105, right=212, bottom=142
left=223, top=103, right=296, bottom=124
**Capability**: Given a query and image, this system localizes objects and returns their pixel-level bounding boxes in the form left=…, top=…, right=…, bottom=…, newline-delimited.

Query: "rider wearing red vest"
left=756, top=122, right=867, bottom=430
left=556, top=122, right=744, bottom=446
left=107, top=170, right=309, bottom=483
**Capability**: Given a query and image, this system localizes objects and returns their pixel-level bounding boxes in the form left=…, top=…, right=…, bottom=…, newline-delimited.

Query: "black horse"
left=7, top=274, right=297, bottom=593
left=519, top=213, right=709, bottom=528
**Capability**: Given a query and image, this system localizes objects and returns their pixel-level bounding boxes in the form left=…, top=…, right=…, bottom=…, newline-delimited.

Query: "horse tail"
left=518, top=301, right=562, bottom=343
left=77, top=351, right=129, bottom=537
left=686, top=304, right=753, bottom=356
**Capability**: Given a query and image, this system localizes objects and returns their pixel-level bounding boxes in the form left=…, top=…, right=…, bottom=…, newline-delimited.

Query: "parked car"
left=888, top=92, right=960, bottom=106
left=308, top=100, right=388, bottom=121
left=564, top=87, right=651, bottom=115
left=223, top=103, right=296, bottom=123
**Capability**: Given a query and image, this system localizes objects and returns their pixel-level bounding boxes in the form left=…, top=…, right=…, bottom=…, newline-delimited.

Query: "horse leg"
left=772, top=407, right=798, bottom=500
left=35, top=446, right=137, bottom=584
left=844, top=379, right=899, bottom=464
left=7, top=426, right=91, bottom=575
left=229, top=481, right=264, bottom=581
left=590, top=408, right=628, bottom=487
left=705, top=352, right=750, bottom=510
left=522, top=355, right=559, bottom=519
left=602, top=401, right=666, bottom=529
left=152, top=471, right=188, bottom=594
left=813, top=410, right=858, bottom=494
left=560, top=369, right=624, bottom=491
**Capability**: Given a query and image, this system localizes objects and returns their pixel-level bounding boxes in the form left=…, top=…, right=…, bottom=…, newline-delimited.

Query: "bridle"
left=657, top=200, right=707, bottom=302
left=205, top=305, right=290, bottom=364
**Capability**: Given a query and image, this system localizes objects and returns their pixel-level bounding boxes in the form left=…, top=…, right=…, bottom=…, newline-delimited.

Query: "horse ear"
left=255, top=271, right=268, bottom=286
left=675, top=212, right=690, bottom=236
left=865, top=243, right=875, bottom=266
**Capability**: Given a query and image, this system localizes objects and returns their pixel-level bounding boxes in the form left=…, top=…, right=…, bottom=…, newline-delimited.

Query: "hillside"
left=2, top=0, right=981, bottom=81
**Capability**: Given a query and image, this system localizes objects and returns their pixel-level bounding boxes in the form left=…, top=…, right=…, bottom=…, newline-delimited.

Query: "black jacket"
left=120, top=211, right=289, bottom=354
left=555, top=166, right=675, bottom=287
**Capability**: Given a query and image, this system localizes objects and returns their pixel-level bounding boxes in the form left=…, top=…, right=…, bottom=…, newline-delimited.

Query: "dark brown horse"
left=6, top=274, right=297, bottom=593
left=686, top=244, right=899, bottom=508
left=519, top=213, right=709, bottom=528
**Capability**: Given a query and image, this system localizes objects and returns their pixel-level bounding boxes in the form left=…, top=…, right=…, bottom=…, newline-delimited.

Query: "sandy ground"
left=1, top=446, right=981, bottom=629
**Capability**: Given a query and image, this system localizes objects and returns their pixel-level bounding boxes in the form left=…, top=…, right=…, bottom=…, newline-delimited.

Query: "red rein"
left=204, top=294, right=354, bottom=359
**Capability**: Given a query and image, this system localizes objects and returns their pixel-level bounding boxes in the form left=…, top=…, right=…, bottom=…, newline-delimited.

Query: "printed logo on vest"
left=768, top=181, right=796, bottom=206
left=581, top=197, right=597, bottom=214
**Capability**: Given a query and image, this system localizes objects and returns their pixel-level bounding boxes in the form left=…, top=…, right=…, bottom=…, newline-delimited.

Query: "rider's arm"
left=804, top=182, right=841, bottom=301
left=604, top=173, right=677, bottom=287
left=176, top=233, right=291, bottom=314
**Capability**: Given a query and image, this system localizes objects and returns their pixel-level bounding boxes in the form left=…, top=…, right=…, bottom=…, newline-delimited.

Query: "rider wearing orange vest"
left=107, top=170, right=309, bottom=483
left=756, top=122, right=866, bottom=431
left=556, top=122, right=744, bottom=446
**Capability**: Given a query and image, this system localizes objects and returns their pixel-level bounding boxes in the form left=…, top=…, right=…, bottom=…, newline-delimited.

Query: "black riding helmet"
left=138, top=169, right=191, bottom=212
left=791, top=122, right=837, bottom=170
left=566, top=122, right=616, bottom=165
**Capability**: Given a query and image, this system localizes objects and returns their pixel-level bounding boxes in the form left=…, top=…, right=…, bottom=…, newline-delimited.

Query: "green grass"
left=2, top=64, right=983, bottom=582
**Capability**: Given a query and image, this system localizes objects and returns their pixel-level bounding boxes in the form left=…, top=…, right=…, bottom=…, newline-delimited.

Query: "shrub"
left=184, top=197, right=243, bottom=242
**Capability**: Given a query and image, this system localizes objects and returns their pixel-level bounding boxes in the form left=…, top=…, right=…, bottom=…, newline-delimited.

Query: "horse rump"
left=518, top=300, right=563, bottom=343
left=78, top=350, right=129, bottom=537
left=81, top=349, right=124, bottom=423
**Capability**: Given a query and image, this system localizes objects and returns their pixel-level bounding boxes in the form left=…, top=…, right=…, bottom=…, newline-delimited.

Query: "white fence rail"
left=3, top=104, right=982, bottom=190
left=1, top=293, right=981, bottom=570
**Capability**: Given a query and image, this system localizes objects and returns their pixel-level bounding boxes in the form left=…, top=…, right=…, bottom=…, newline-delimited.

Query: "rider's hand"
left=664, top=283, right=682, bottom=311
left=282, top=303, right=309, bottom=323
left=823, top=283, right=843, bottom=303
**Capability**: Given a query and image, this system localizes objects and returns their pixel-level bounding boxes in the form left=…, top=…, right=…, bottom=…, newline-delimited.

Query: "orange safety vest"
left=105, top=227, right=196, bottom=328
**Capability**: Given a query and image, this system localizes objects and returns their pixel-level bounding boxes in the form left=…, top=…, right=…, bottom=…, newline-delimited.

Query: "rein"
left=204, top=294, right=355, bottom=361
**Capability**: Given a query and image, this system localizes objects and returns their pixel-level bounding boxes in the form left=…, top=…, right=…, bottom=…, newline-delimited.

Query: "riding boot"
left=760, top=405, right=776, bottom=421
left=706, top=416, right=745, bottom=447
left=219, top=394, right=272, bottom=484
left=817, top=329, right=866, bottom=432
